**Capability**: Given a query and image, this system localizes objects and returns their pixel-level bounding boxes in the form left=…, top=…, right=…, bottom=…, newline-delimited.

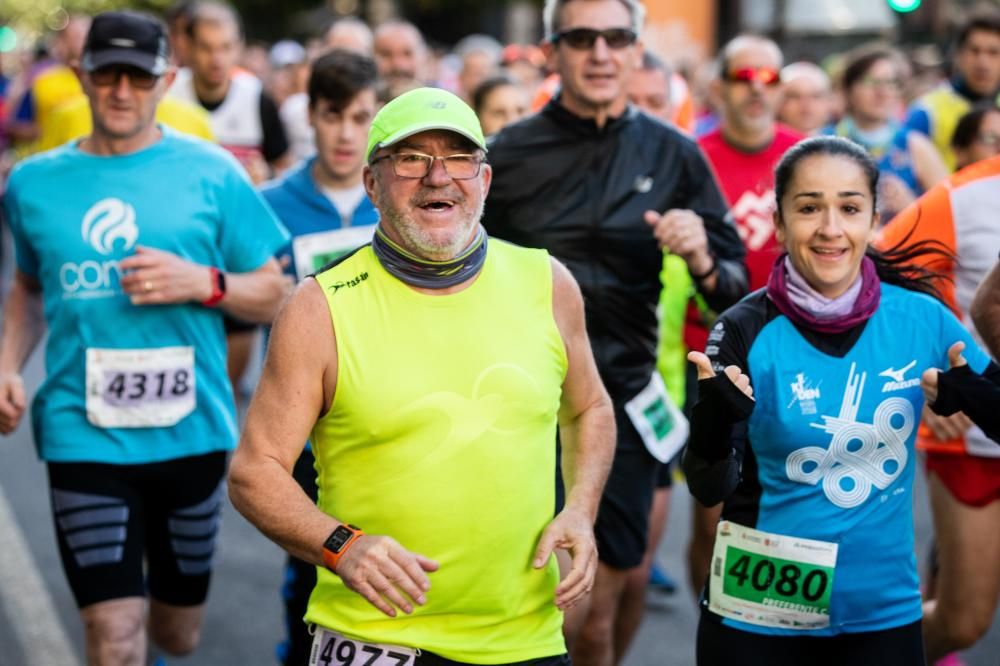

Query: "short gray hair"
left=640, top=51, right=671, bottom=77
left=543, top=0, right=646, bottom=39
left=715, top=34, right=783, bottom=78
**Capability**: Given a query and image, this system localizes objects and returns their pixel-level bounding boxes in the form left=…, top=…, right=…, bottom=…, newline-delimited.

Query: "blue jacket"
left=260, top=157, right=379, bottom=277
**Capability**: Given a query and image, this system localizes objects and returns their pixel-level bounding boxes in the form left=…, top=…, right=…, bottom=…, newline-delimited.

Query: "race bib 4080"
left=709, top=521, right=838, bottom=630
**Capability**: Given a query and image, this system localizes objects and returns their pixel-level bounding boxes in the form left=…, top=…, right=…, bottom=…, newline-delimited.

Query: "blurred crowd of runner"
left=1, top=1, right=999, bottom=665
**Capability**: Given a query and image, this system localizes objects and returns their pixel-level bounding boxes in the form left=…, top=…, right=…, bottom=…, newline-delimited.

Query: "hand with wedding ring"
left=120, top=246, right=214, bottom=306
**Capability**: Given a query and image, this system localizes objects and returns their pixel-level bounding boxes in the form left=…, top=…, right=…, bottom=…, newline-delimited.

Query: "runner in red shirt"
left=686, top=34, right=803, bottom=598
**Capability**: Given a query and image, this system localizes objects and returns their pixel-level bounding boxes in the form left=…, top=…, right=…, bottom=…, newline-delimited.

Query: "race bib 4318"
left=86, top=346, right=196, bottom=428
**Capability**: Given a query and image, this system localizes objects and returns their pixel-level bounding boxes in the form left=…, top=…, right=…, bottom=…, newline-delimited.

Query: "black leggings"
left=697, top=612, right=926, bottom=666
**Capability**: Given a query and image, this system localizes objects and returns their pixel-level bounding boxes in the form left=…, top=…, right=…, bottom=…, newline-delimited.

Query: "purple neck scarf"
left=766, top=253, right=881, bottom=334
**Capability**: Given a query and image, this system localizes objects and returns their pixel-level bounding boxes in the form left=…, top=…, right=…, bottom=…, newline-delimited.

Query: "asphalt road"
left=0, top=232, right=997, bottom=666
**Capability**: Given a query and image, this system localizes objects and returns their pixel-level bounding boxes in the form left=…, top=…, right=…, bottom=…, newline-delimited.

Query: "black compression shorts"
left=48, top=451, right=227, bottom=609
left=223, top=313, right=256, bottom=334
left=697, top=610, right=925, bottom=666
left=655, top=459, right=673, bottom=488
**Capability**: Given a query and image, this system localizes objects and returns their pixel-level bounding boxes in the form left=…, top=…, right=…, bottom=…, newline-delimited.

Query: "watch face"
left=325, top=525, right=354, bottom=553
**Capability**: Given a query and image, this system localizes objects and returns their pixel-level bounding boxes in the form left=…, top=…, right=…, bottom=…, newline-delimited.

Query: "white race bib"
left=85, top=347, right=196, bottom=428
left=293, top=226, right=376, bottom=280
left=309, top=627, right=417, bottom=666
left=624, top=371, right=689, bottom=463
left=709, top=521, right=838, bottom=630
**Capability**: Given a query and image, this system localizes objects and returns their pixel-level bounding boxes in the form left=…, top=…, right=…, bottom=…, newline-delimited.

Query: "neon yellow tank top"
left=306, top=241, right=568, bottom=663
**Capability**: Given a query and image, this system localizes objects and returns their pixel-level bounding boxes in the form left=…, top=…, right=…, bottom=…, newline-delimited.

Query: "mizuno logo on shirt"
left=879, top=360, right=919, bottom=392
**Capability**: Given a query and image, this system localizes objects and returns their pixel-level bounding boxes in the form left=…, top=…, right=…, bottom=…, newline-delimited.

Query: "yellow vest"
left=30, top=65, right=82, bottom=151
left=916, top=86, right=1000, bottom=172
left=37, top=94, right=215, bottom=152
left=306, top=241, right=567, bottom=663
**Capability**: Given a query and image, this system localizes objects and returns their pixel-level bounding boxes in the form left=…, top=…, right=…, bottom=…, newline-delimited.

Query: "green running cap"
left=366, top=87, right=487, bottom=161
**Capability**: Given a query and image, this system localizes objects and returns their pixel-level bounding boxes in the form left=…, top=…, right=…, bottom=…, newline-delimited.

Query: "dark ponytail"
left=867, top=211, right=953, bottom=302
left=774, top=135, right=952, bottom=301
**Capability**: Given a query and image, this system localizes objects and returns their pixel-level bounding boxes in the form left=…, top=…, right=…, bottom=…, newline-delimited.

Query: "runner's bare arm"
left=229, top=279, right=335, bottom=562
left=971, top=261, right=1000, bottom=360
left=229, top=279, right=436, bottom=617
left=0, top=270, right=44, bottom=435
left=534, top=258, right=615, bottom=609
left=119, top=247, right=291, bottom=323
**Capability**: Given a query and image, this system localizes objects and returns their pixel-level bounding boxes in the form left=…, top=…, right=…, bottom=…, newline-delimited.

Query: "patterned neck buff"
left=372, top=224, right=488, bottom=289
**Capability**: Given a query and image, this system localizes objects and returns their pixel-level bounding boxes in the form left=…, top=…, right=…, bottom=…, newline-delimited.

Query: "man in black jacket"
left=483, top=1, right=747, bottom=663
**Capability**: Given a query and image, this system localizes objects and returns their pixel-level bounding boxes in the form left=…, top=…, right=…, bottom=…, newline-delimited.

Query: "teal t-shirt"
left=4, top=128, right=289, bottom=464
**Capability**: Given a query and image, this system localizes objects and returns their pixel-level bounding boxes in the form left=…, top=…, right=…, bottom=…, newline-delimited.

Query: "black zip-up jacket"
left=483, top=100, right=749, bottom=405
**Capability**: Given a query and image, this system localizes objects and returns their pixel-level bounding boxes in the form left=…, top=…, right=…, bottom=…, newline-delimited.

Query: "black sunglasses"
left=89, top=65, right=159, bottom=90
left=550, top=27, right=638, bottom=50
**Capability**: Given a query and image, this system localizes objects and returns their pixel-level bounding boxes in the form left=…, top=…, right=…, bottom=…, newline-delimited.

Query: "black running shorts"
left=47, top=451, right=227, bottom=609
left=697, top=610, right=925, bottom=666
left=593, top=405, right=659, bottom=570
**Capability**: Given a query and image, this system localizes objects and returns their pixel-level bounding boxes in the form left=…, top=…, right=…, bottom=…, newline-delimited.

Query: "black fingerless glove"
left=687, top=374, right=756, bottom=463
left=930, top=364, right=974, bottom=417
left=931, top=364, right=1000, bottom=444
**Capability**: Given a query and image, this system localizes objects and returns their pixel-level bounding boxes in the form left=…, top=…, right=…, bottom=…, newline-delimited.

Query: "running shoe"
left=648, top=563, right=678, bottom=594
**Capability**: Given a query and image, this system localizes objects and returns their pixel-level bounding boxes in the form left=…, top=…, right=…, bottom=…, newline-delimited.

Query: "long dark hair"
left=472, top=75, right=518, bottom=115
left=774, top=135, right=952, bottom=301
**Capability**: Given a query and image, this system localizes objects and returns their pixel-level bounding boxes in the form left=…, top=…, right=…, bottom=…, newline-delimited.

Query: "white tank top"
left=169, top=68, right=263, bottom=154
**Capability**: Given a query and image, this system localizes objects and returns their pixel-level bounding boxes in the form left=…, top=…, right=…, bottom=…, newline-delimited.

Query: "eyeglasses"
left=724, top=67, right=781, bottom=86
left=858, top=76, right=902, bottom=91
left=89, top=65, right=159, bottom=90
left=549, top=27, right=638, bottom=50
left=371, top=152, right=485, bottom=180
left=976, top=132, right=1000, bottom=148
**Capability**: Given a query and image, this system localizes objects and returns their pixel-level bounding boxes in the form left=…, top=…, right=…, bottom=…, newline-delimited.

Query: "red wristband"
left=202, top=267, right=226, bottom=307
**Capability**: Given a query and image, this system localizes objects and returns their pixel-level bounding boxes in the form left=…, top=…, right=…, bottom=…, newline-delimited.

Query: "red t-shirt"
left=699, top=125, right=803, bottom=289
left=685, top=126, right=803, bottom=352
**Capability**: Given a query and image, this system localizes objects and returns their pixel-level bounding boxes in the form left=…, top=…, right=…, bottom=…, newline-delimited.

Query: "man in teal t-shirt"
left=0, top=12, right=288, bottom=664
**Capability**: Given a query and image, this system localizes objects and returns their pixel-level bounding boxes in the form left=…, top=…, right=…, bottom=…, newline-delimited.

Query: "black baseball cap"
left=81, top=11, right=170, bottom=76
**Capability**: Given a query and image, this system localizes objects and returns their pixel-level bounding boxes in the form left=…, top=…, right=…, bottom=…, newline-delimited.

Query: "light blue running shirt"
left=709, top=284, right=990, bottom=636
left=4, top=128, right=289, bottom=464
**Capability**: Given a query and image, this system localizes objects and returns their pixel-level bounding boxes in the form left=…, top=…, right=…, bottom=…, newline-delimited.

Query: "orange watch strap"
left=322, top=527, right=365, bottom=573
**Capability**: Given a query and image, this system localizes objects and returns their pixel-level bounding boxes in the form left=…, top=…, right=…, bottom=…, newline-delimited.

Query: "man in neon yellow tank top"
left=229, top=87, right=616, bottom=665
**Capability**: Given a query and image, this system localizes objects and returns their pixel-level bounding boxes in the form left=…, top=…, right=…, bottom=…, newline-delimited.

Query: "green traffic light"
left=887, top=0, right=921, bottom=12
left=0, top=26, right=16, bottom=53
